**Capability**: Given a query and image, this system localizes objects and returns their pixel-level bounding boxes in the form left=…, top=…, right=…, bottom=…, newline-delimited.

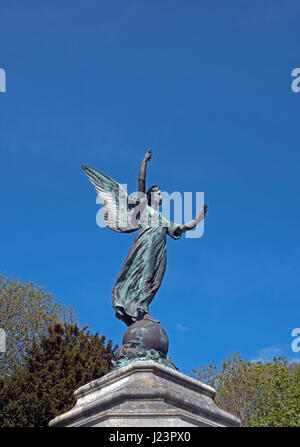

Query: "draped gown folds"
left=82, top=165, right=182, bottom=327
left=112, top=200, right=182, bottom=326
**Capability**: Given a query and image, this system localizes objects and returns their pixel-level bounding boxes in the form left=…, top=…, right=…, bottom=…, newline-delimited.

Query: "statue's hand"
left=144, top=149, right=152, bottom=162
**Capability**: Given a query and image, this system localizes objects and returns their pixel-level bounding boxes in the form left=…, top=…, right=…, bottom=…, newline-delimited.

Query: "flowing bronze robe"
left=112, top=204, right=181, bottom=326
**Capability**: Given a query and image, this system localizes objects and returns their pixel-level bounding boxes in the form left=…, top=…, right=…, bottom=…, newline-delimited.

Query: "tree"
left=0, top=273, right=76, bottom=376
left=250, top=358, right=300, bottom=426
left=0, top=323, right=117, bottom=427
left=191, top=353, right=300, bottom=427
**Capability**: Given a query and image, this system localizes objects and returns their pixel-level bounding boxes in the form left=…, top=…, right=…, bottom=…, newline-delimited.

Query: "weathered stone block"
left=49, top=360, right=240, bottom=427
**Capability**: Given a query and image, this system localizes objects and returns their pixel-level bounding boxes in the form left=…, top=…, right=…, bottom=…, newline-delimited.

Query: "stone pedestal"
left=49, top=360, right=240, bottom=427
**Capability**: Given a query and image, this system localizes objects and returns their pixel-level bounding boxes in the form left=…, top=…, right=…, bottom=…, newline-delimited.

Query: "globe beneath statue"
left=123, top=318, right=169, bottom=355
left=114, top=317, right=177, bottom=370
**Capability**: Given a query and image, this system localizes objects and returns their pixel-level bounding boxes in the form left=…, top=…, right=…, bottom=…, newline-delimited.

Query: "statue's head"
left=147, top=185, right=163, bottom=207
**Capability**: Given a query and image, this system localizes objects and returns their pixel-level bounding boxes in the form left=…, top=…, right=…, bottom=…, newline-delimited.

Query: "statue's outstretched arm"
left=179, top=204, right=207, bottom=233
left=138, top=149, right=152, bottom=194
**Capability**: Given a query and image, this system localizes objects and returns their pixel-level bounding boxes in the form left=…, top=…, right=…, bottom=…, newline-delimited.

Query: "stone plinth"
left=49, top=361, right=240, bottom=427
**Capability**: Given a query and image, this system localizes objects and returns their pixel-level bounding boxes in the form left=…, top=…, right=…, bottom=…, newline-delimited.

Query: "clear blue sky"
left=1, top=0, right=300, bottom=374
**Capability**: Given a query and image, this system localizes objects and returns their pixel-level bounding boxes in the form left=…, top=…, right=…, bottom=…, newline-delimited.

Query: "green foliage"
left=192, top=353, right=300, bottom=427
left=0, top=273, right=76, bottom=375
left=0, top=323, right=117, bottom=427
left=250, top=358, right=300, bottom=426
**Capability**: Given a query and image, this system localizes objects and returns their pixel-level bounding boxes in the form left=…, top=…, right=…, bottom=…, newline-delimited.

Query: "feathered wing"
left=82, top=165, right=139, bottom=233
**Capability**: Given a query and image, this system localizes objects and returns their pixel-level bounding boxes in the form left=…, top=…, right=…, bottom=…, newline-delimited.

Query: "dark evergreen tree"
left=0, top=323, right=117, bottom=427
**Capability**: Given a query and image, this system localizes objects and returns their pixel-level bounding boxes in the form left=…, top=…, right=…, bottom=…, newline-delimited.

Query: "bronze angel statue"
left=82, top=149, right=207, bottom=327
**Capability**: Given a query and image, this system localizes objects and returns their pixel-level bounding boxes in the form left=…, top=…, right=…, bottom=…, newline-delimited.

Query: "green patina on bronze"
left=82, top=149, right=207, bottom=371
left=112, top=318, right=178, bottom=371
left=112, top=204, right=181, bottom=326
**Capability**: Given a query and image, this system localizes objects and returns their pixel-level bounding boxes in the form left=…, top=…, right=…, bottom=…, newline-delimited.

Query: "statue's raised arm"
left=138, top=149, right=152, bottom=194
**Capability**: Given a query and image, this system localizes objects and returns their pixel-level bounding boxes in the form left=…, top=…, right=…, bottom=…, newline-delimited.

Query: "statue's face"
left=151, top=188, right=163, bottom=205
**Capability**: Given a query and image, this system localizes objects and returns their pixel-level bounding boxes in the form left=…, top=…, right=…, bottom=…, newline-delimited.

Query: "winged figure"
left=82, top=150, right=207, bottom=326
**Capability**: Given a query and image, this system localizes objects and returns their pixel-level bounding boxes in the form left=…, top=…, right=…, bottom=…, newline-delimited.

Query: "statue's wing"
left=82, top=165, right=138, bottom=233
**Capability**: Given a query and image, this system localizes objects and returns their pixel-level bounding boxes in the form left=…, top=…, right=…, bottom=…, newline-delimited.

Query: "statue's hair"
left=146, top=185, right=161, bottom=205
